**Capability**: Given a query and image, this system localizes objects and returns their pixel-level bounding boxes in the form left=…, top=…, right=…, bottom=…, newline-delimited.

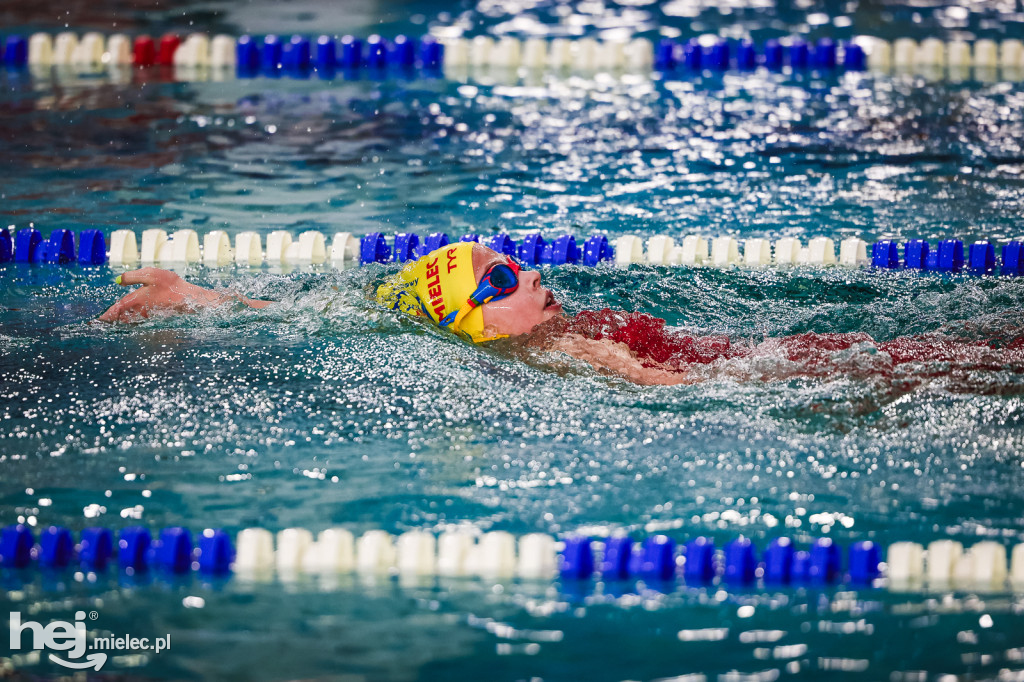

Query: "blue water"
left=3, top=0, right=1024, bottom=680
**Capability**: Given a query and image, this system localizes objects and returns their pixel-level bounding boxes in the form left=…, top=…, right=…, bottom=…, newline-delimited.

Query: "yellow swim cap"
left=376, top=242, right=495, bottom=343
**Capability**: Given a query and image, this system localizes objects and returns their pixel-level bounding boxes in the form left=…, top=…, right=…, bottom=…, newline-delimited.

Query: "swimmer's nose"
left=522, top=270, right=541, bottom=289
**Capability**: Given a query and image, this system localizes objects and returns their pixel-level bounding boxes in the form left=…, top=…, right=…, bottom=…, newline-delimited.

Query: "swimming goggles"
left=440, top=257, right=521, bottom=337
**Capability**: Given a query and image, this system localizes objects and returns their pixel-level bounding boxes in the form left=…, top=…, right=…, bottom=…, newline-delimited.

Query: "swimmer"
left=99, top=243, right=1024, bottom=388
left=98, top=243, right=691, bottom=384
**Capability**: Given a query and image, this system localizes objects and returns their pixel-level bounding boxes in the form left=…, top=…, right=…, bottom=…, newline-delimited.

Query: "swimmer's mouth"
left=544, top=290, right=562, bottom=312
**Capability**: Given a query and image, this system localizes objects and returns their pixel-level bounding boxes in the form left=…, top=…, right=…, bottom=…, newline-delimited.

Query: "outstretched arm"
left=98, top=268, right=272, bottom=323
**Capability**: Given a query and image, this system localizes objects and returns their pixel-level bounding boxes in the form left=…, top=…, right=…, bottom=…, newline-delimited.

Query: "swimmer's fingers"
left=117, top=267, right=171, bottom=287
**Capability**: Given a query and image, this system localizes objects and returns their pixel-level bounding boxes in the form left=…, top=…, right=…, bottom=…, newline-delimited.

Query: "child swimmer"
left=99, top=242, right=695, bottom=384
left=96, top=243, right=553, bottom=336
left=99, top=242, right=1024, bottom=388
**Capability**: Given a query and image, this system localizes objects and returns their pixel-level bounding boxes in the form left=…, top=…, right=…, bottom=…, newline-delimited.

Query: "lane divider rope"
left=4, top=30, right=1024, bottom=80
left=1, top=226, right=1022, bottom=276
left=2, top=524, right=1023, bottom=592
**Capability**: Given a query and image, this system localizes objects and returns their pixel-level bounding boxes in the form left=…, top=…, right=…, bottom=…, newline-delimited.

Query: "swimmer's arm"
left=549, top=334, right=697, bottom=386
left=98, top=268, right=273, bottom=323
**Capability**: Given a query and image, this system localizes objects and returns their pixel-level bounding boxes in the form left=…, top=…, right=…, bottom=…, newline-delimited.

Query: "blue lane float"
left=340, top=35, right=363, bottom=68
left=419, top=232, right=450, bottom=257
left=359, top=232, right=391, bottom=264
left=5, top=228, right=108, bottom=266
left=600, top=537, right=633, bottom=580
left=314, top=35, right=336, bottom=71
left=488, top=233, right=517, bottom=257
left=13, top=228, right=41, bottom=263
left=366, top=35, right=388, bottom=69
left=654, top=36, right=861, bottom=73
left=937, top=239, right=964, bottom=272
left=789, top=40, right=810, bottom=69
left=681, top=40, right=701, bottom=70
left=724, top=537, right=757, bottom=583
left=236, top=35, right=260, bottom=74
left=583, top=234, right=614, bottom=266
left=393, top=232, right=421, bottom=262
left=682, top=536, right=714, bottom=582
left=0, top=524, right=34, bottom=568
left=638, top=535, right=678, bottom=581
left=969, top=241, right=996, bottom=273
left=282, top=35, right=311, bottom=72
left=197, top=528, right=234, bottom=574
left=736, top=40, right=756, bottom=70
left=655, top=39, right=675, bottom=70
left=79, top=527, right=114, bottom=571
left=260, top=35, right=283, bottom=73
left=4, top=35, right=27, bottom=67
left=1004, top=241, right=1024, bottom=276
left=871, top=238, right=1022, bottom=275
left=814, top=38, right=837, bottom=69
left=791, top=550, right=811, bottom=582
left=38, top=526, right=74, bottom=568
left=764, top=537, right=795, bottom=583
left=904, top=239, right=929, bottom=270
left=518, top=233, right=547, bottom=266
left=848, top=541, right=881, bottom=583
left=262, top=32, right=428, bottom=74
left=763, top=40, right=783, bottom=69
left=844, top=43, right=866, bottom=70
left=78, top=229, right=107, bottom=265
left=35, top=228, right=75, bottom=264
left=0, top=227, right=12, bottom=263
left=420, top=36, right=444, bottom=69
left=560, top=536, right=594, bottom=580
left=809, top=537, right=842, bottom=583
left=542, top=234, right=580, bottom=265
left=158, top=527, right=194, bottom=573
left=555, top=532, right=880, bottom=587
left=872, top=240, right=900, bottom=269
left=390, top=35, right=416, bottom=67
left=119, top=526, right=151, bottom=572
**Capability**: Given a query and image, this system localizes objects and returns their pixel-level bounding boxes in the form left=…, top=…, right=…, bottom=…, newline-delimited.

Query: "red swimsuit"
left=558, top=309, right=1024, bottom=378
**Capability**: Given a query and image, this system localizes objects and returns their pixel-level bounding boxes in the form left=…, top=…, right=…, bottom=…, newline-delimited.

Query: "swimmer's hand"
left=98, top=267, right=272, bottom=323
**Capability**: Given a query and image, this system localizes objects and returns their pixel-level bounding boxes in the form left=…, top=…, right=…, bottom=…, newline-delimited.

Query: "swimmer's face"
left=472, top=245, right=563, bottom=337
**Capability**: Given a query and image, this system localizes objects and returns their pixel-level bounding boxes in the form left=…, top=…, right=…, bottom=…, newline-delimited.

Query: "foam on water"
left=3, top=263, right=1023, bottom=539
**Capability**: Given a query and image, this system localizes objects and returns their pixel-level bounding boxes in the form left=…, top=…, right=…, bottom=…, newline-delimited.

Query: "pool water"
left=3, top=1, right=1024, bottom=680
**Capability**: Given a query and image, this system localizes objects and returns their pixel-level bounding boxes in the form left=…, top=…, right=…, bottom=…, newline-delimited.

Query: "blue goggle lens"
left=486, top=263, right=519, bottom=290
